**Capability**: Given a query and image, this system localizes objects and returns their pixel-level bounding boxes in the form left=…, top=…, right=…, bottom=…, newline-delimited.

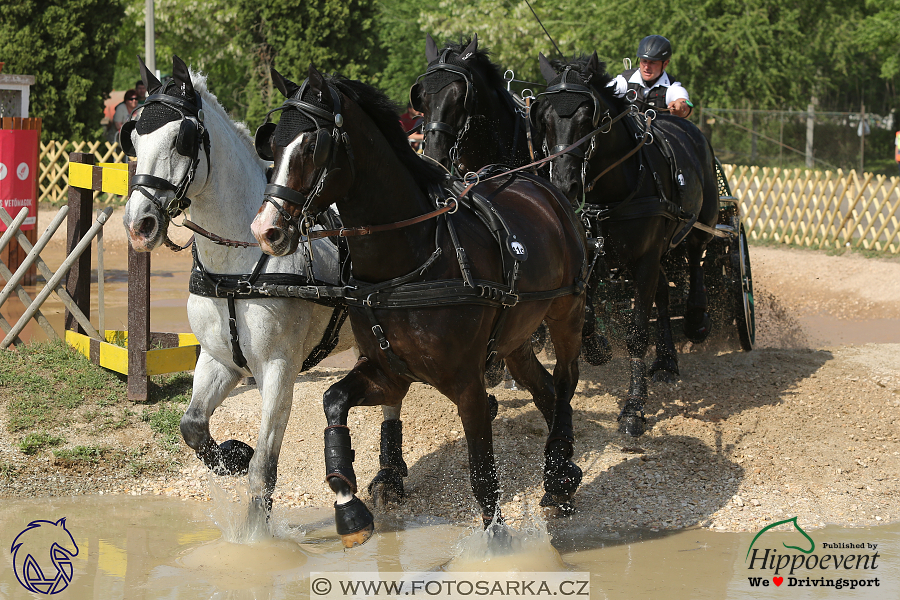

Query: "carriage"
left=591, top=158, right=756, bottom=353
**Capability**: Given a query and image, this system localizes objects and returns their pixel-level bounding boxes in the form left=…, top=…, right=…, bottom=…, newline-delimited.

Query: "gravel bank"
left=2, top=213, right=899, bottom=534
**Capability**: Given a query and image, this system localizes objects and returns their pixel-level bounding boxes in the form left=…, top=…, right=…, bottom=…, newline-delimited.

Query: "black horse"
left=411, top=35, right=610, bottom=367
left=410, top=34, right=531, bottom=175
left=532, top=52, right=720, bottom=437
left=251, top=66, right=589, bottom=547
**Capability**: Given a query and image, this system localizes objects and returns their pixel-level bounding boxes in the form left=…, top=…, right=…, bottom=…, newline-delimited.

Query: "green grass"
left=0, top=340, right=194, bottom=464
left=0, top=340, right=128, bottom=432
left=18, top=432, right=66, bottom=455
left=52, top=445, right=104, bottom=463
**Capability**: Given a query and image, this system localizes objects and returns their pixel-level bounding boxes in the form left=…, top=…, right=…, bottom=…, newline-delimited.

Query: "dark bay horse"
left=251, top=65, right=588, bottom=547
left=411, top=35, right=610, bottom=367
left=410, top=34, right=531, bottom=175
left=532, top=52, right=720, bottom=437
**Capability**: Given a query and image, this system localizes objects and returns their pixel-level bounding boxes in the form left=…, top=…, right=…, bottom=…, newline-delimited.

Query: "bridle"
left=254, top=79, right=353, bottom=236
left=410, top=49, right=478, bottom=172
left=121, top=89, right=211, bottom=225
left=535, top=68, right=641, bottom=197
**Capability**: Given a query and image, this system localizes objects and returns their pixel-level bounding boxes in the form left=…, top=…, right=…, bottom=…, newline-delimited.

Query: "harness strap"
left=301, top=305, right=350, bottom=372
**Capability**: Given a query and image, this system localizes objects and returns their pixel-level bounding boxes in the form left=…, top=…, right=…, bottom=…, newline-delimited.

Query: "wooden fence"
left=720, top=165, right=899, bottom=253
left=36, top=144, right=900, bottom=254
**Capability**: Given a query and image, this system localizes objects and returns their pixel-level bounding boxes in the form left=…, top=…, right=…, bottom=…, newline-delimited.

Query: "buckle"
left=502, top=293, right=519, bottom=307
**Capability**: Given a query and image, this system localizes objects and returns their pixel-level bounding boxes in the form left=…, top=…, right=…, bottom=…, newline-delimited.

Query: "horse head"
left=533, top=51, right=623, bottom=205
left=411, top=34, right=518, bottom=173
left=122, top=55, right=211, bottom=251
left=251, top=65, right=356, bottom=257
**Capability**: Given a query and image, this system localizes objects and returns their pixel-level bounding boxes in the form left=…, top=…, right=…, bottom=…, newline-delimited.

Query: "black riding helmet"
left=637, top=35, right=672, bottom=61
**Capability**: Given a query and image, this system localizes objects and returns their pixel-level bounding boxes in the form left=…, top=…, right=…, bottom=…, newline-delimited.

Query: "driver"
left=608, top=35, right=692, bottom=118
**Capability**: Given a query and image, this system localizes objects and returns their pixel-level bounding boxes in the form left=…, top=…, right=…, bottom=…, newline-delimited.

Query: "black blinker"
left=313, top=128, right=332, bottom=168
left=255, top=122, right=277, bottom=161
left=119, top=121, right=137, bottom=157
left=176, top=118, right=198, bottom=157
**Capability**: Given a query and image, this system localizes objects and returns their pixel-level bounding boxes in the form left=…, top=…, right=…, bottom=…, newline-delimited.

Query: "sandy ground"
left=1, top=207, right=899, bottom=534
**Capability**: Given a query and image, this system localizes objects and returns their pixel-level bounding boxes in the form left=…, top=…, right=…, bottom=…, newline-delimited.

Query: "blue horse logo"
left=10, top=517, right=79, bottom=594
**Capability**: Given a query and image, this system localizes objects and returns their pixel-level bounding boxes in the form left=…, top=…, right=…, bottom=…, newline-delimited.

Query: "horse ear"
left=137, top=55, right=162, bottom=92
left=307, top=64, right=328, bottom=102
left=588, top=51, right=601, bottom=75
left=460, top=33, right=478, bottom=61
left=539, top=53, right=557, bottom=83
left=172, top=55, right=194, bottom=96
left=425, top=34, right=439, bottom=63
left=271, top=68, right=300, bottom=99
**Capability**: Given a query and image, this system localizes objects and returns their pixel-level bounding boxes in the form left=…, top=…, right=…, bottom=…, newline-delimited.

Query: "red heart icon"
left=773, top=577, right=783, bottom=586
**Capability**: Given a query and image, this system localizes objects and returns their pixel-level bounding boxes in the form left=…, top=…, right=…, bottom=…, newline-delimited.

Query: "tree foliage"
left=0, top=0, right=125, bottom=141
left=234, top=0, right=383, bottom=126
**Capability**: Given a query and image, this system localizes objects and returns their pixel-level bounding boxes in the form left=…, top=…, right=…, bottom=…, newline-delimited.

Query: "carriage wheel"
left=732, top=224, right=755, bottom=351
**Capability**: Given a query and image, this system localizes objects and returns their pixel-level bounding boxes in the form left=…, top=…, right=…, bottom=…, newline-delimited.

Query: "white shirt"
left=608, top=70, right=690, bottom=106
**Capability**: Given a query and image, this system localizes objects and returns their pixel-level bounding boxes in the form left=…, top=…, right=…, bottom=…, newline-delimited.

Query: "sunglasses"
left=126, top=97, right=138, bottom=101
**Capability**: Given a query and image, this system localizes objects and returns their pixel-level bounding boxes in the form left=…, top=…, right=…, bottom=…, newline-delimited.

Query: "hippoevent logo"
left=745, top=516, right=881, bottom=590
left=10, top=517, right=79, bottom=594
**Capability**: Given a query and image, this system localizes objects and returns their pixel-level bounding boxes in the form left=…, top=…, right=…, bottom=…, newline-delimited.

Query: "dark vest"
left=622, top=68, right=672, bottom=110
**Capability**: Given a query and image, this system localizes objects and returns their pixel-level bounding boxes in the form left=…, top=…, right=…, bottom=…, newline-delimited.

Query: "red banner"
left=0, top=129, right=39, bottom=231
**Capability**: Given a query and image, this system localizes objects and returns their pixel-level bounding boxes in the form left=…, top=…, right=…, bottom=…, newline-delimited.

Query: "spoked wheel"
left=733, top=224, right=755, bottom=351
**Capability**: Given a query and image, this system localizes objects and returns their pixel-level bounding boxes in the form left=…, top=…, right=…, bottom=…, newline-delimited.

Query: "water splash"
left=205, top=474, right=272, bottom=544
left=446, top=504, right=567, bottom=572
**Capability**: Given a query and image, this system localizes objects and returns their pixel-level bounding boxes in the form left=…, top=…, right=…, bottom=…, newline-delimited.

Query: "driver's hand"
left=668, top=99, right=691, bottom=118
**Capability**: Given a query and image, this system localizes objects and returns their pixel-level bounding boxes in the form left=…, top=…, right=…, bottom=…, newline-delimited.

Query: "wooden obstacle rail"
left=65, top=153, right=199, bottom=401
left=723, top=165, right=900, bottom=253
left=39, top=140, right=127, bottom=204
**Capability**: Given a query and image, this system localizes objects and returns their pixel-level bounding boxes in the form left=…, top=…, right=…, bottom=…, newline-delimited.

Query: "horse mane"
left=188, top=68, right=267, bottom=167
left=550, top=54, right=626, bottom=112
left=328, top=76, right=445, bottom=191
left=437, top=37, right=507, bottom=92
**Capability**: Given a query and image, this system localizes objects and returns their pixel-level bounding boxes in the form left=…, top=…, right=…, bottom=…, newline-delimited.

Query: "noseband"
left=124, top=90, right=211, bottom=223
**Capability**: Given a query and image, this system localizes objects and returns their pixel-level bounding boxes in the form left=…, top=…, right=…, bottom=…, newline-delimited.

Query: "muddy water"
left=0, top=494, right=896, bottom=599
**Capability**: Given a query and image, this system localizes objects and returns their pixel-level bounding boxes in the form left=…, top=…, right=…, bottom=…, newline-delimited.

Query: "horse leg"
left=581, top=283, right=613, bottom=366
left=619, top=259, right=659, bottom=437
left=507, top=307, right=584, bottom=514
left=323, top=358, right=405, bottom=547
left=456, top=378, right=503, bottom=529
left=245, top=362, right=295, bottom=528
left=367, top=405, right=408, bottom=507
left=682, top=230, right=714, bottom=343
left=650, top=269, right=679, bottom=382
left=179, top=351, right=251, bottom=474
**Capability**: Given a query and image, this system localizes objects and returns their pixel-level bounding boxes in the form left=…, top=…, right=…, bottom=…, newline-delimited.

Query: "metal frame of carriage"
left=589, top=157, right=756, bottom=352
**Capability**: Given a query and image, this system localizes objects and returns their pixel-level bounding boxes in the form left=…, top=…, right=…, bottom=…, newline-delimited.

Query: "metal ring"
left=644, top=131, right=655, bottom=146
left=463, top=171, right=480, bottom=186
left=522, top=88, right=534, bottom=100
left=446, top=199, right=459, bottom=214
left=645, top=108, right=657, bottom=121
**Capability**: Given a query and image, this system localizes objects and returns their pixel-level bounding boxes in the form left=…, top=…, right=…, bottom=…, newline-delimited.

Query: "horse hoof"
left=539, top=493, right=576, bottom=517
left=651, top=368, right=678, bottom=384
left=217, top=439, right=254, bottom=475
left=488, top=394, right=499, bottom=421
left=335, top=496, right=375, bottom=547
left=683, top=313, right=712, bottom=343
left=544, top=459, right=583, bottom=500
left=368, top=469, right=405, bottom=507
left=581, top=333, right=612, bottom=366
left=341, top=523, right=375, bottom=548
left=485, top=362, right=504, bottom=388
left=617, top=415, right=646, bottom=437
